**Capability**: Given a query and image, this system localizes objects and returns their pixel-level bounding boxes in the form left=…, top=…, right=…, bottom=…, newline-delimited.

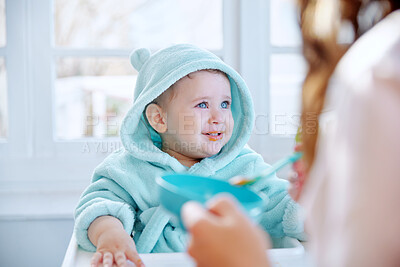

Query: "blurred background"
left=0, top=0, right=305, bottom=266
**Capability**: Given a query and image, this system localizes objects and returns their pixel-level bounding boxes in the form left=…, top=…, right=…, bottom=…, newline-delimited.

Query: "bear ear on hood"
left=130, top=48, right=151, bottom=71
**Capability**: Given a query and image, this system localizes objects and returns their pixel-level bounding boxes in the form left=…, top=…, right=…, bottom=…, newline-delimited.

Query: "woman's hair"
left=298, top=0, right=399, bottom=172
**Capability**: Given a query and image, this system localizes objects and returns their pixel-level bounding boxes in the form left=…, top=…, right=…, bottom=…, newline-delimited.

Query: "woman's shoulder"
left=324, top=10, right=400, bottom=116
left=335, top=10, right=400, bottom=91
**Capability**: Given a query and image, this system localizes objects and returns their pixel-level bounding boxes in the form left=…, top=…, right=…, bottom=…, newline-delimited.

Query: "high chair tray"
left=62, top=234, right=312, bottom=267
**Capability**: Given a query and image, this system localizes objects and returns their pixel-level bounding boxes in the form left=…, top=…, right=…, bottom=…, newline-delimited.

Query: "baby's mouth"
left=202, top=131, right=223, bottom=141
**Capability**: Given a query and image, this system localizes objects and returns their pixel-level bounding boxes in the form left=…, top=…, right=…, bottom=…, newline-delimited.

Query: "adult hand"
left=88, top=216, right=144, bottom=267
left=288, top=144, right=307, bottom=202
left=182, top=195, right=271, bottom=267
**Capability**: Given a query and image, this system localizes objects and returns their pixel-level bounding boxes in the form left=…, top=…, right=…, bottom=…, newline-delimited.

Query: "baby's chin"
left=194, top=143, right=225, bottom=158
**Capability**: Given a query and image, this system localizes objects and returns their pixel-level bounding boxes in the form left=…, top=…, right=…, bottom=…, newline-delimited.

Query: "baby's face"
left=161, top=70, right=234, bottom=160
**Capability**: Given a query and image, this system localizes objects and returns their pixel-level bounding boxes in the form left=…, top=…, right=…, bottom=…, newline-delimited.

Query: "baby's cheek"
left=227, top=116, right=234, bottom=134
left=223, top=118, right=234, bottom=144
left=177, top=112, right=199, bottom=134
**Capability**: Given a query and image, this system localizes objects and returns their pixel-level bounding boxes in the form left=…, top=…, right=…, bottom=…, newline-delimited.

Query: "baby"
left=74, top=44, right=305, bottom=267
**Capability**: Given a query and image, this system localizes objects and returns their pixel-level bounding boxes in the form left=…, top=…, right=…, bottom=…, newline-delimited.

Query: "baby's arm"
left=261, top=184, right=305, bottom=241
left=74, top=165, right=141, bottom=266
left=251, top=157, right=305, bottom=240
left=88, top=216, right=144, bottom=267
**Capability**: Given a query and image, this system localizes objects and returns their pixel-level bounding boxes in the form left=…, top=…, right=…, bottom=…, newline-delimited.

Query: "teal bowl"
left=156, top=173, right=264, bottom=228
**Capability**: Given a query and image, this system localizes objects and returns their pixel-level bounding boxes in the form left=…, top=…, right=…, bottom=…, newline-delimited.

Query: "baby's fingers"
left=102, top=251, right=114, bottom=267
left=114, top=251, right=127, bottom=267
left=126, top=248, right=145, bottom=267
left=90, top=252, right=102, bottom=267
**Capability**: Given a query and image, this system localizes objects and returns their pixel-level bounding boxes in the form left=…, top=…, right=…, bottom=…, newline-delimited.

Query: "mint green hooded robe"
left=74, top=44, right=304, bottom=253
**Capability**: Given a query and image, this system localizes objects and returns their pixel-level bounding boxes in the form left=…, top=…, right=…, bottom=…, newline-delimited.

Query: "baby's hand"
left=288, top=144, right=306, bottom=202
left=90, top=224, right=144, bottom=267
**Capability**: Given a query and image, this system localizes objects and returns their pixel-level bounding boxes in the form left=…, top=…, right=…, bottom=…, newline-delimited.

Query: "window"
left=1, top=0, right=304, bottom=215
left=240, top=0, right=304, bottom=163
left=54, top=0, right=223, bottom=50
left=0, top=0, right=7, bottom=139
left=269, top=54, right=305, bottom=136
left=269, top=0, right=304, bottom=136
left=55, top=57, right=136, bottom=139
left=0, top=0, right=5, bottom=47
left=0, top=57, right=7, bottom=139
left=0, top=0, right=238, bottom=216
left=53, top=0, right=224, bottom=140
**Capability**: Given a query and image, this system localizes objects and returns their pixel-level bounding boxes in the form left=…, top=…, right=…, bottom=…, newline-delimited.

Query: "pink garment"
left=301, top=10, right=400, bottom=267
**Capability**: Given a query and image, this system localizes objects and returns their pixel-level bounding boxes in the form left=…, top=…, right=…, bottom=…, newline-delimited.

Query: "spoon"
left=229, top=152, right=303, bottom=186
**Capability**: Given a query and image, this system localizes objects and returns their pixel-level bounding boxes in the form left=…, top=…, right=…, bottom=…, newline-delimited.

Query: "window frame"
left=241, top=0, right=302, bottom=163
left=0, top=0, right=241, bottom=217
left=1, top=0, right=301, bottom=217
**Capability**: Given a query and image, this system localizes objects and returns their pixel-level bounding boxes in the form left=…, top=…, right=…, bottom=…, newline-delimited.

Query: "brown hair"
left=298, top=0, right=399, bottom=173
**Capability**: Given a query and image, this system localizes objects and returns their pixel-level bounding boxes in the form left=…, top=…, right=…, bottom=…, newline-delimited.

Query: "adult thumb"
left=206, top=194, right=243, bottom=217
left=181, top=201, right=209, bottom=229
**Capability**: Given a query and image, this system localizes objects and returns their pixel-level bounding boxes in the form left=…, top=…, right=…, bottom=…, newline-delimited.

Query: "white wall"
left=0, top=218, right=74, bottom=267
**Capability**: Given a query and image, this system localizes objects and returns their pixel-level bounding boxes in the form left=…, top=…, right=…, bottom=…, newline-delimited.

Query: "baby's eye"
left=196, top=102, right=208, bottom=109
left=221, top=101, right=230, bottom=109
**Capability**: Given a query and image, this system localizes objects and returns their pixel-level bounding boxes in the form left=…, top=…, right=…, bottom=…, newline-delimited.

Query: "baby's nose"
left=208, top=110, right=224, bottom=124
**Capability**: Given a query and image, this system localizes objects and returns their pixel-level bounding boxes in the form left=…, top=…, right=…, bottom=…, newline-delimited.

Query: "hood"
left=120, top=44, right=255, bottom=172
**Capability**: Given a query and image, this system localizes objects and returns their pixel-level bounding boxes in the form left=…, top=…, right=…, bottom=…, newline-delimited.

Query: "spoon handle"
left=230, top=152, right=303, bottom=186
